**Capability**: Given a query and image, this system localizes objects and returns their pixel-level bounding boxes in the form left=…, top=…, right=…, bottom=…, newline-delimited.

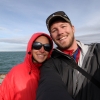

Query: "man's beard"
left=56, top=35, right=75, bottom=50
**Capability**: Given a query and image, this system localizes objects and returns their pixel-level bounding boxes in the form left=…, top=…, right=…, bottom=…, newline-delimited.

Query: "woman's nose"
left=39, top=46, right=45, bottom=52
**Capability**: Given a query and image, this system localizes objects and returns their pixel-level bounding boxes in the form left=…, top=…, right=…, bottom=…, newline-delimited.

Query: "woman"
left=0, top=32, right=53, bottom=100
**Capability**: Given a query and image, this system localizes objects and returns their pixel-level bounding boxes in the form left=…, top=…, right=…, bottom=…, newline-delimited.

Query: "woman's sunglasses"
left=32, top=42, right=52, bottom=52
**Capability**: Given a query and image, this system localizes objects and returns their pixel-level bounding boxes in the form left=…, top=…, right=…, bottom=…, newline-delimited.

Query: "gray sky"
left=0, top=0, right=100, bottom=51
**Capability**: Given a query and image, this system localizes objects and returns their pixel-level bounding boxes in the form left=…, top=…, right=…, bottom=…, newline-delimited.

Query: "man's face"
left=50, top=21, right=75, bottom=50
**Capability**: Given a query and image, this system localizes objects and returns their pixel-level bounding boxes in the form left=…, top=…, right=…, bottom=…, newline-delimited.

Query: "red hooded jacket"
left=0, top=32, right=53, bottom=100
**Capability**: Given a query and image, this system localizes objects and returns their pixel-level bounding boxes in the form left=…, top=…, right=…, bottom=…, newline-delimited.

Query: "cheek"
left=45, top=52, right=49, bottom=58
left=32, top=50, right=37, bottom=56
left=46, top=51, right=49, bottom=56
left=51, top=32, right=56, bottom=38
left=51, top=34, right=56, bottom=40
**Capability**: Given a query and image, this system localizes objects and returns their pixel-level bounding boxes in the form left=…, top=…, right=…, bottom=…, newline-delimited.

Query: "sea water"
left=0, top=51, right=25, bottom=74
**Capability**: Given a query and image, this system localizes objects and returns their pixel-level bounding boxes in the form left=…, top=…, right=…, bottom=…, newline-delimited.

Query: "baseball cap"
left=46, top=11, right=72, bottom=31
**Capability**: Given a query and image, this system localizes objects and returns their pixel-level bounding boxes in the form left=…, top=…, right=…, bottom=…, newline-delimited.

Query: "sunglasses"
left=32, top=42, right=52, bottom=52
left=46, top=11, right=70, bottom=26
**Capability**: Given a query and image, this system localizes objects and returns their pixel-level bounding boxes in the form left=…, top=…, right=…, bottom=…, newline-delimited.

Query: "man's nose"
left=57, top=28, right=63, bottom=35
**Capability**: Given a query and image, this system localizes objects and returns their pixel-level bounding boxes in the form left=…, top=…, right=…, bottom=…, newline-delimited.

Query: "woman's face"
left=32, top=36, right=51, bottom=63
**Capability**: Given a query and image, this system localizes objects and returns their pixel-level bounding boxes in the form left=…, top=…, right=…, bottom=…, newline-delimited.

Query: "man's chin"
left=57, top=44, right=71, bottom=50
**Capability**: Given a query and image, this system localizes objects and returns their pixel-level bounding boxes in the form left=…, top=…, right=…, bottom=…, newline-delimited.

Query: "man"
left=36, top=11, right=100, bottom=100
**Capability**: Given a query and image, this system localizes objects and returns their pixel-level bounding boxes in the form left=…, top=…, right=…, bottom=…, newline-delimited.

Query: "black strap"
left=76, top=65, right=100, bottom=89
left=62, top=57, right=100, bottom=89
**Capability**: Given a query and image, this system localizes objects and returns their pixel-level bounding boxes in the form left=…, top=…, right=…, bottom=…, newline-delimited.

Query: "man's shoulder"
left=87, top=43, right=100, bottom=54
left=89, top=43, right=100, bottom=48
left=95, top=43, right=100, bottom=46
left=94, top=43, right=100, bottom=50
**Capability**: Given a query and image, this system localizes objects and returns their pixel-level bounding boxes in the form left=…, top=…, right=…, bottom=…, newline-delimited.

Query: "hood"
left=24, top=32, right=53, bottom=74
left=27, top=32, right=53, bottom=57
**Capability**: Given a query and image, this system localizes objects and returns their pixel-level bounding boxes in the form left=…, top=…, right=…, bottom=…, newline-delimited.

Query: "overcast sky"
left=0, top=0, right=100, bottom=51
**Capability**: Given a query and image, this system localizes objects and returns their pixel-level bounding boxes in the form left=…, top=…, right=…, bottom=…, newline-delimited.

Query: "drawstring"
left=28, top=51, right=31, bottom=54
left=29, top=71, right=31, bottom=75
left=29, top=65, right=32, bottom=75
left=27, top=51, right=32, bottom=75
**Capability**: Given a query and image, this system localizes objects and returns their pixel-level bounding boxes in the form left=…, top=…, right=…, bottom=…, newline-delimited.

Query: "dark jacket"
left=36, top=43, right=100, bottom=100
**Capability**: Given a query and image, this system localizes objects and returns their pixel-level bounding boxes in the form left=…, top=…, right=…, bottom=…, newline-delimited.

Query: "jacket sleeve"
left=36, top=59, right=74, bottom=100
left=0, top=72, right=15, bottom=100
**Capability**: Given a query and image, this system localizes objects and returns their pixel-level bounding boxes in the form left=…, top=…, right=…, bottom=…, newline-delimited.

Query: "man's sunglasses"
left=32, top=42, right=52, bottom=52
left=46, top=11, right=70, bottom=26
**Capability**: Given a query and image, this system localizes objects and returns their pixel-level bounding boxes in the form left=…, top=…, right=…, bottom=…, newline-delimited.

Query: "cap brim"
left=46, top=15, right=71, bottom=31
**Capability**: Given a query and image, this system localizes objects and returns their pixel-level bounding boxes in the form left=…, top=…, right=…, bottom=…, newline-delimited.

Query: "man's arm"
left=36, top=59, right=74, bottom=100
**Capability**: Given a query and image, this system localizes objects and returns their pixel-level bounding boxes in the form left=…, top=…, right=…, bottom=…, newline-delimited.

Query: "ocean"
left=0, top=52, right=25, bottom=74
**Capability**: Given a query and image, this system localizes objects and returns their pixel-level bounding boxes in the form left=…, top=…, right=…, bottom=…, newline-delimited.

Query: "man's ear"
left=72, top=25, right=75, bottom=33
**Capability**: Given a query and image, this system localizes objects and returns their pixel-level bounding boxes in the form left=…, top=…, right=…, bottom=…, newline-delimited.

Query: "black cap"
left=46, top=11, right=72, bottom=31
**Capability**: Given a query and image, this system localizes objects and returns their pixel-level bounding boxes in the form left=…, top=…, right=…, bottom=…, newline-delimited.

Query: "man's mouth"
left=59, top=36, right=67, bottom=41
